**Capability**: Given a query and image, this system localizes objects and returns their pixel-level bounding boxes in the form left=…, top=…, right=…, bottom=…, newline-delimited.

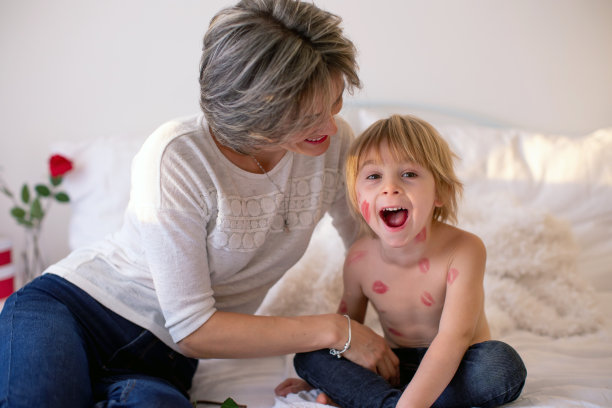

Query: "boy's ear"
left=434, top=190, right=444, bottom=207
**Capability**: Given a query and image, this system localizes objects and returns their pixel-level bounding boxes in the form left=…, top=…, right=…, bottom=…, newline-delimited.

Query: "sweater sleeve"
left=129, top=122, right=218, bottom=343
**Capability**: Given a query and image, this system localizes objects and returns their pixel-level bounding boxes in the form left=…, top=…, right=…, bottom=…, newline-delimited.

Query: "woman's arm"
left=178, top=312, right=347, bottom=358
left=396, top=233, right=487, bottom=408
left=179, top=310, right=399, bottom=383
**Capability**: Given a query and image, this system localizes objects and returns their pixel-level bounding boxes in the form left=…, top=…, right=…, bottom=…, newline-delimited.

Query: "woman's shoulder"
left=140, top=114, right=207, bottom=154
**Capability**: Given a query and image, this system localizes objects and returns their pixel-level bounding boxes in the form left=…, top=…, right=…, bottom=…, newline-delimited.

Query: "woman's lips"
left=305, top=135, right=328, bottom=144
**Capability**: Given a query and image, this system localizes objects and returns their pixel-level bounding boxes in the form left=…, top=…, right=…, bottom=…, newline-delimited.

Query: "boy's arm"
left=337, top=252, right=369, bottom=323
left=397, top=233, right=487, bottom=408
left=338, top=247, right=400, bottom=383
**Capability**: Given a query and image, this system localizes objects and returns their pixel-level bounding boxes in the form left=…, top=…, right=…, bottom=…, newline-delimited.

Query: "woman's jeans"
left=295, top=340, right=527, bottom=408
left=0, top=274, right=198, bottom=408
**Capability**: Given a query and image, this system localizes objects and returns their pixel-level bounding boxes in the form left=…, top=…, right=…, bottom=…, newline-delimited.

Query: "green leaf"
left=50, top=175, right=62, bottom=186
left=30, top=197, right=44, bottom=219
left=21, top=184, right=30, bottom=204
left=221, top=398, right=240, bottom=408
left=1, top=186, right=13, bottom=197
left=54, top=192, right=70, bottom=202
left=35, top=184, right=51, bottom=197
left=17, top=218, right=34, bottom=228
left=10, top=206, right=26, bottom=219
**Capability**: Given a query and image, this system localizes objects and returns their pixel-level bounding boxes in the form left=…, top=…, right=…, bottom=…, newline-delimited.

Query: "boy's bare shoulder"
left=347, top=234, right=378, bottom=252
left=344, top=235, right=378, bottom=270
left=437, top=222, right=486, bottom=257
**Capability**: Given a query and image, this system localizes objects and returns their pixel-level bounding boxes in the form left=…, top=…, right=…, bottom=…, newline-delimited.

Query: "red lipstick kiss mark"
left=346, top=250, right=366, bottom=266
left=372, top=280, right=389, bottom=294
left=419, top=258, right=430, bottom=274
left=338, top=299, right=348, bottom=314
left=388, top=327, right=403, bottom=337
left=447, top=268, right=459, bottom=285
left=360, top=200, right=370, bottom=223
left=415, top=227, right=427, bottom=242
left=420, top=291, right=435, bottom=307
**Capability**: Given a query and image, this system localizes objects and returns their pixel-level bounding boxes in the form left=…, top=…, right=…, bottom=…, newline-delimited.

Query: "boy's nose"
left=382, top=181, right=400, bottom=195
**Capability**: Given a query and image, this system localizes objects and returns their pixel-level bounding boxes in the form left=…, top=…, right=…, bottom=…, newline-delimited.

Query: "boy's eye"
left=366, top=173, right=381, bottom=180
left=402, top=171, right=417, bottom=178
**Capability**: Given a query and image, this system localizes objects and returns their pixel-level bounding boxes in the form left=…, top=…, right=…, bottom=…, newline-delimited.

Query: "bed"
left=51, top=104, right=612, bottom=407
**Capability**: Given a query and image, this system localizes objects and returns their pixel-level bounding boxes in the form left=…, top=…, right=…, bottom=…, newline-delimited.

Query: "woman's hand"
left=340, top=319, right=400, bottom=385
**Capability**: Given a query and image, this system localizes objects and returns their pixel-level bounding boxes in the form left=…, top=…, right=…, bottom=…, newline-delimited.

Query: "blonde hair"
left=199, top=0, right=360, bottom=154
left=345, top=115, right=463, bottom=235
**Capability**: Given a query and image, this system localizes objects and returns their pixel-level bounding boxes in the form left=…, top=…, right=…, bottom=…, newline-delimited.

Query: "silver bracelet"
left=329, top=314, right=351, bottom=358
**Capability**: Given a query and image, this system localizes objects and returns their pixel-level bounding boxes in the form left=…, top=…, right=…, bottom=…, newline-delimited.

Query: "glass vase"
left=21, top=227, right=45, bottom=285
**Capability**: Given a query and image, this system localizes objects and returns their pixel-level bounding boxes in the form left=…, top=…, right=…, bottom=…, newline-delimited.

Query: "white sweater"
left=47, top=113, right=357, bottom=351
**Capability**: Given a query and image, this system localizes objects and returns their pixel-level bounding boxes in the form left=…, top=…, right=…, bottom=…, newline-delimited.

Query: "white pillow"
left=52, top=135, right=146, bottom=250
left=439, top=125, right=612, bottom=290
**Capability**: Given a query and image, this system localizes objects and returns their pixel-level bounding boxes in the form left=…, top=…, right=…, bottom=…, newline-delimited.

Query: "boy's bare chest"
left=361, top=256, right=450, bottom=346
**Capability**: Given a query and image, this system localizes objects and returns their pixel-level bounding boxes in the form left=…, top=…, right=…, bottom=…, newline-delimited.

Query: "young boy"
left=276, top=115, right=527, bottom=407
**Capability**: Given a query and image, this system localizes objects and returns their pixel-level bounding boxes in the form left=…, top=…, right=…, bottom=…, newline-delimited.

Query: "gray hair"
left=199, top=0, right=360, bottom=153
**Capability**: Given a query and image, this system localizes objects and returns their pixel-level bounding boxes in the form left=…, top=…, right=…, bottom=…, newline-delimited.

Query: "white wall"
left=1, top=0, right=611, bottom=268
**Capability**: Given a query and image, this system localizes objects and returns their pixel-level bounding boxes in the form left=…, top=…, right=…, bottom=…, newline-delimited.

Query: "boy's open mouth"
left=380, top=207, right=408, bottom=228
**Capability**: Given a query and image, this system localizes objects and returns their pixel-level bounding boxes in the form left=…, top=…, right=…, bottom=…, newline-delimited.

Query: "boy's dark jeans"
left=295, top=340, right=526, bottom=408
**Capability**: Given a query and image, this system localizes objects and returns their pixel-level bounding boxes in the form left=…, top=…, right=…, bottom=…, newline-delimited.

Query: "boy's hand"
left=274, top=378, right=313, bottom=397
left=343, top=321, right=400, bottom=385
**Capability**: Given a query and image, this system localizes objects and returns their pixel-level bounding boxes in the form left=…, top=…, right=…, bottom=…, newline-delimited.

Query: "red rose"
left=49, top=154, right=73, bottom=177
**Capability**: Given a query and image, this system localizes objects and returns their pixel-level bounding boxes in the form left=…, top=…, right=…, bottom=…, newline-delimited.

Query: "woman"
left=0, top=1, right=398, bottom=407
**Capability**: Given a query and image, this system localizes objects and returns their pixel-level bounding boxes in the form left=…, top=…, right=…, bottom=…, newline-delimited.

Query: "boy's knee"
left=488, top=340, right=527, bottom=381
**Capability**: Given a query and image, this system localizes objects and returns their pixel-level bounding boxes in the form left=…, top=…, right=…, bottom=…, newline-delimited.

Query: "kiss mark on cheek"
left=419, top=258, right=430, bottom=274
left=415, top=227, right=427, bottom=242
left=346, top=250, right=366, bottom=266
left=447, top=268, right=459, bottom=285
left=387, top=327, right=403, bottom=337
left=360, top=200, right=370, bottom=223
left=420, top=291, right=435, bottom=307
left=338, top=299, right=348, bottom=314
left=372, top=280, right=389, bottom=294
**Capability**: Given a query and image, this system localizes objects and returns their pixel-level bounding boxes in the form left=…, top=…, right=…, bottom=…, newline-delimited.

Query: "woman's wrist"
left=330, top=313, right=351, bottom=350
left=329, top=314, right=351, bottom=358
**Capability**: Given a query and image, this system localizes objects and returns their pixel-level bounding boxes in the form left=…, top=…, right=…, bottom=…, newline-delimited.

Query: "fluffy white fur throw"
left=257, top=197, right=603, bottom=338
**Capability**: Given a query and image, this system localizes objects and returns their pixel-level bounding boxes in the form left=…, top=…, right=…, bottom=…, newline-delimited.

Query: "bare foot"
left=316, top=392, right=340, bottom=407
left=275, top=378, right=313, bottom=397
